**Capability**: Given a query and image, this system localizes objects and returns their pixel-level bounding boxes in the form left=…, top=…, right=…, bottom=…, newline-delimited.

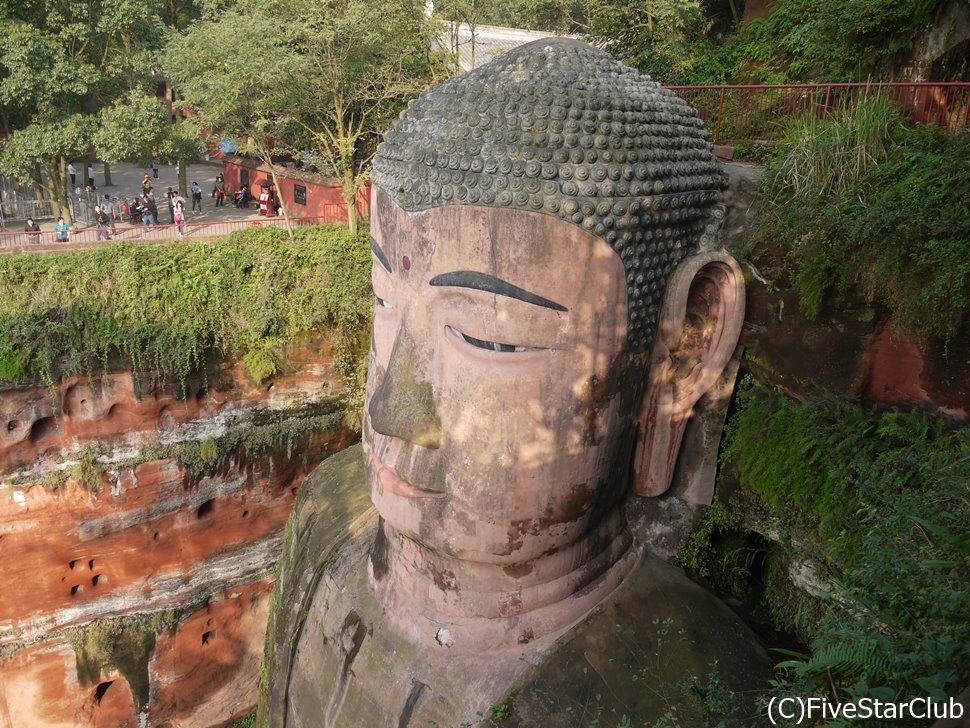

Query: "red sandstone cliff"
left=0, top=342, right=354, bottom=728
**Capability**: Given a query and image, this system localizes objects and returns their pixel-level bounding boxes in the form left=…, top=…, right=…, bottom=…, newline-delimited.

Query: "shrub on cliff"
left=0, top=225, right=372, bottom=402
left=715, top=384, right=970, bottom=706
left=753, top=100, right=970, bottom=340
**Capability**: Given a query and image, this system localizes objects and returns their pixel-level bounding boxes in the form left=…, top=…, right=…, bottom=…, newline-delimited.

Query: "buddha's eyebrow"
left=429, top=271, right=568, bottom=312
left=370, top=237, right=392, bottom=273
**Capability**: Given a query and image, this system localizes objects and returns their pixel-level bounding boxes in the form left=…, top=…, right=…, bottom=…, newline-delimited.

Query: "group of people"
left=67, top=162, right=97, bottom=191
left=18, top=169, right=256, bottom=245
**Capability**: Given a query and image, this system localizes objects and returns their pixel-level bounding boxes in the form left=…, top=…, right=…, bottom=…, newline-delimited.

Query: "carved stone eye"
left=449, top=327, right=540, bottom=354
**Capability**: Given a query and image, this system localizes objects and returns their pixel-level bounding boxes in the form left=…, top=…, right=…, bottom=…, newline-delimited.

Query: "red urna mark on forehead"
left=402, top=255, right=411, bottom=271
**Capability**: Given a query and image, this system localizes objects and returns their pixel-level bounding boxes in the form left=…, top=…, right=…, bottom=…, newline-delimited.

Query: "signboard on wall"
left=294, top=184, right=307, bottom=206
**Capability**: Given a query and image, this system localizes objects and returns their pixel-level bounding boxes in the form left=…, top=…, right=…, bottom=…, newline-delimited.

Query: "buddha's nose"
left=367, top=331, right=442, bottom=449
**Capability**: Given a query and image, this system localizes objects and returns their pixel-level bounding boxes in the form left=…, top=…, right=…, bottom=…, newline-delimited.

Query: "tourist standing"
left=191, top=181, right=203, bottom=211
left=174, top=198, right=186, bottom=237
left=166, top=187, right=176, bottom=224
left=212, top=175, right=226, bottom=207
left=142, top=174, right=154, bottom=197
left=67, top=162, right=77, bottom=189
left=141, top=195, right=156, bottom=227
left=54, top=216, right=70, bottom=243
left=87, top=163, right=96, bottom=190
left=94, top=205, right=112, bottom=241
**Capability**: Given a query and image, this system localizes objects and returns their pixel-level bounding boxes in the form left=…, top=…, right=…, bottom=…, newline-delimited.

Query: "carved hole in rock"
left=242, top=510, right=249, bottom=518
left=70, top=585, right=81, bottom=596
left=94, top=680, right=113, bottom=705
left=196, top=386, right=208, bottom=404
left=153, top=531, right=160, bottom=540
left=197, top=499, right=214, bottom=519
left=88, top=559, right=95, bottom=570
left=69, top=559, right=78, bottom=570
left=92, top=574, right=102, bottom=586
left=29, top=416, right=57, bottom=443
left=290, top=487, right=298, bottom=497
left=202, top=630, right=216, bottom=645
left=6, top=419, right=16, bottom=432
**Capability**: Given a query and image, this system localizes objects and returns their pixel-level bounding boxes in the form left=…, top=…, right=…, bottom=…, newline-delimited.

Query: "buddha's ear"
left=631, top=252, right=745, bottom=497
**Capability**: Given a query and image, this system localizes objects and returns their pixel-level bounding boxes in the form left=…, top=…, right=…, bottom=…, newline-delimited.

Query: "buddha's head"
left=364, top=39, right=744, bottom=649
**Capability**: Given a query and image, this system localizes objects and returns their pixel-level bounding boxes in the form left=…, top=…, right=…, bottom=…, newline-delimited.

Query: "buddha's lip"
left=371, top=452, right=447, bottom=500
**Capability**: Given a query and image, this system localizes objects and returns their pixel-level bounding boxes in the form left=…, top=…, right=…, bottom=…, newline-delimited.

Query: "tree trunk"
left=259, top=148, right=293, bottom=242
left=178, top=159, right=187, bottom=197
left=58, top=158, right=74, bottom=226
left=727, top=0, right=740, bottom=24
left=45, top=162, right=61, bottom=220
left=342, top=168, right=358, bottom=236
left=56, top=157, right=74, bottom=227
left=102, top=162, right=113, bottom=186
left=33, top=163, right=45, bottom=203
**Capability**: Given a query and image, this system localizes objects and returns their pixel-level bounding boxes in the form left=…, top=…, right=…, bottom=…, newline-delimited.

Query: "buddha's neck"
left=368, top=507, right=637, bottom=652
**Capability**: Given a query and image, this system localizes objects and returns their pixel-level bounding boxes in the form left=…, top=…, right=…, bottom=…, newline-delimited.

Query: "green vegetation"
left=686, top=383, right=970, bottom=706
left=0, top=224, right=373, bottom=407
left=489, top=689, right=518, bottom=720
left=70, top=448, right=106, bottom=493
left=0, top=1, right=192, bottom=222
left=231, top=712, right=256, bottom=728
left=65, top=610, right=180, bottom=711
left=163, top=0, right=443, bottom=235
left=587, top=0, right=949, bottom=85
left=749, top=100, right=970, bottom=339
left=113, top=400, right=347, bottom=481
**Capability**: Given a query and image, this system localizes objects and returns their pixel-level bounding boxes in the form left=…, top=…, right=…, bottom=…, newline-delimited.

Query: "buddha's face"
left=364, top=188, right=643, bottom=565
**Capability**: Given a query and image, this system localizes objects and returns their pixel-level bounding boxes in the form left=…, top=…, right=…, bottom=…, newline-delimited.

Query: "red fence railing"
left=667, top=83, right=970, bottom=143
left=0, top=209, right=357, bottom=254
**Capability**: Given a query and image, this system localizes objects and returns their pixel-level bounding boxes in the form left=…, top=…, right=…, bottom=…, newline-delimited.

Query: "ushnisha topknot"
left=373, top=38, right=726, bottom=352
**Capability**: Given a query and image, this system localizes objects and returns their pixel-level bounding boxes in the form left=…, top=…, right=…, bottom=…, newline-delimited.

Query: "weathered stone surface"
left=0, top=341, right=354, bottom=726
left=258, top=444, right=375, bottom=728
left=0, top=581, right=270, bottom=728
left=719, top=161, right=969, bottom=422
left=259, top=445, right=773, bottom=727
left=374, top=37, right=726, bottom=351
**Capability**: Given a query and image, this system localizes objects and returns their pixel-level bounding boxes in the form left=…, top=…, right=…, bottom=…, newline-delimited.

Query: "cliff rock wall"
left=0, top=342, right=354, bottom=727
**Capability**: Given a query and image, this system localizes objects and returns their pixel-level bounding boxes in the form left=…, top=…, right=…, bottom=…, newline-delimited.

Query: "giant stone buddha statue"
left=259, top=38, right=768, bottom=728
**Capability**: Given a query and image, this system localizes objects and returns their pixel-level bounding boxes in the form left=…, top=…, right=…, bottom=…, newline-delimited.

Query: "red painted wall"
left=221, top=157, right=369, bottom=223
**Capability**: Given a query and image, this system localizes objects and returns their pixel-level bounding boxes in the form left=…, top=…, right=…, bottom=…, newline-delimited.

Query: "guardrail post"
left=714, top=87, right=726, bottom=143
left=823, top=84, right=832, bottom=118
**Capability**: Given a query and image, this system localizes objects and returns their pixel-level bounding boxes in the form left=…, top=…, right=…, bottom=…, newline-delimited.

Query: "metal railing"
left=667, top=82, right=970, bottom=143
left=0, top=209, right=359, bottom=253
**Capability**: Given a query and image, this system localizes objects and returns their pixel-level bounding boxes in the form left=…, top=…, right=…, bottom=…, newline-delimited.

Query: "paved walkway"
left=4, top=160, right=263, bottom=234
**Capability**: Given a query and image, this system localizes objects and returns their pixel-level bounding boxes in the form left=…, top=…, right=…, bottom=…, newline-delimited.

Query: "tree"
left=163, top=10, right=307, bottom=238
left=95, top=90, right=199, bottom=169
left=165, top=0, right=441, bottom=235
left=291, top=0, right=443, bottom=234
left=588, top=0, right=727, bottom=84
left=0, top=0, right=169, bottom=222
left=0, top=115, right=92, bottom=221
